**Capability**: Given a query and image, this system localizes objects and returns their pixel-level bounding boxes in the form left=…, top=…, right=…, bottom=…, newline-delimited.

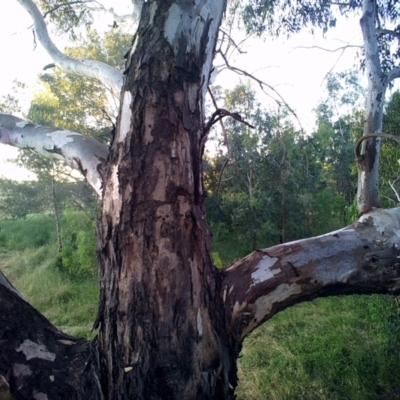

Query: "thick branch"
left=16, top=0, right=123, bottom=94
left=387, top=67, right=400, bottom=85
left=222, top=207, right=400, bottom=340
left=0, top=113, right=108, bottom=196
left=0, top=279, right=93, bottom=399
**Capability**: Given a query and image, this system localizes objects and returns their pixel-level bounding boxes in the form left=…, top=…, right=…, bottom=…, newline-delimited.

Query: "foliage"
left=59, top=211, right=97, bottom=278
left=0, top=214, right=56, bottom=251
left=380, top=91, right=400, bottom=207
left=206, top=81, right=360, bottom=266
left=36, top=0, right=95, bottom=40
left=0, top=246, right=98, bottom=339
left=0, top=179, right=48, bottom=219
left=0, top=81, right=25, bottom=114
left=28, top=28, right=131, bottom=140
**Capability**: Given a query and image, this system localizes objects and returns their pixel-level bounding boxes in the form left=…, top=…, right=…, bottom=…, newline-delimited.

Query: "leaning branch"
left=0, top=113, right=108, bottom=197
left=222, top=207, right=400, bottom=341
left=16, top=0, right=123, bottom=94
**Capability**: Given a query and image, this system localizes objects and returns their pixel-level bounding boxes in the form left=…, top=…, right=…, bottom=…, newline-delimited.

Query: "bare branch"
left=204, top=108, right=255, bottom=135
left=207, top=88, right=232, bottom=159
left=222, top=207, right=400, bottom=340
left=42, top=0, right=88, bottom=19
left=0, top=113, right=108, bottom=197
left=389, top=179, right=400, bottom=203
left=16, top=0, right=123, bottom=94
left=218, top=28, right=247, bottom=55
left=43, top=63, right=55, bottom=70
left=218, top=51, right=305, bottom=132
left=295, top=44, right=362, bottom=53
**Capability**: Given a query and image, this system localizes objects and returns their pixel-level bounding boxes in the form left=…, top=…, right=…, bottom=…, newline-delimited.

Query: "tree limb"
left=0, top=113, right=108, bottom=197
left=355, top=132, right=400, bottom=158
left=295, top=44, right=362, bottom=53
left=387, top=67, right=400, bottom=85
left=376, top=28, right=400, bottom=40
left=222, top=207, right=400, bottom=340
left=0, top=279, right=92, bottom=399
left=16, top=0, right=123, bottom=94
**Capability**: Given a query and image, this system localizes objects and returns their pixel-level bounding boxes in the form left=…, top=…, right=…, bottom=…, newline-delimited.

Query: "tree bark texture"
left=96, top=1, right=235, bottom=398
left=0, top=113, right=108, bottom=196
left=3, top=0, right=400, bottom=399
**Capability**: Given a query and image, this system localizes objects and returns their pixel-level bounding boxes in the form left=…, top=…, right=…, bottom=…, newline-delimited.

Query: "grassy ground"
left=236, top=295, right=400, bottom=400
left=0, top=246, right=98, bottom=338
left=2, top=215, right=400, bottom=398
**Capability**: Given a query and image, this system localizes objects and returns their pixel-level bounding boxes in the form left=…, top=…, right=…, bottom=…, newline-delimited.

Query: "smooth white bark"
left=16, top=0, right=123, bottom=94
left=0, top=113, right=108, bottom=196
left=223, top=207, right=400, bottom=339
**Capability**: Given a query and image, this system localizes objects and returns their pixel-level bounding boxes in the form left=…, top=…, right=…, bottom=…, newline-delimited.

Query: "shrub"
left=60, top=211, right=97, bottom=277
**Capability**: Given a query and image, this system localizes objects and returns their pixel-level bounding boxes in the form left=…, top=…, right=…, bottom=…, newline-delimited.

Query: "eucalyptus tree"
left=242, top=0, right=400, bottom=215
left=1, top=1, right=400, bottom=399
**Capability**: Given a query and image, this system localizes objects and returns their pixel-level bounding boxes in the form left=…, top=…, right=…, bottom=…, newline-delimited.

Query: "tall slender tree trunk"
left=95, top=2, right=237, bottom=398
left=357, top=0, right=387, bottom=215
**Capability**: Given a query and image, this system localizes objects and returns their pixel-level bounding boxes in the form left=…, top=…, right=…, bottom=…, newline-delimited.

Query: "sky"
left=0, top=0, right=370, bottom=180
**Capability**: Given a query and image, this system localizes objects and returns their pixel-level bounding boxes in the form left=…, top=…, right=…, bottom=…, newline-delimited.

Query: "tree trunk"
left=357, top=0, right=387, bottom=215
left=96, top=2, right=236, bottom=398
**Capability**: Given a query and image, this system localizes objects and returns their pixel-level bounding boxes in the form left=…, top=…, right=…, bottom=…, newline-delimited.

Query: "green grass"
left=0, top=214, right=56, bottom=251
left=0, top=245, right=98, bottom=339
left=237, top=295, right=400, bottom=400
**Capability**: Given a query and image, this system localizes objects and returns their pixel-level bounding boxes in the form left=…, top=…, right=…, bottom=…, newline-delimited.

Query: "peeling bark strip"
left=0, top=113, right=108, bottom=196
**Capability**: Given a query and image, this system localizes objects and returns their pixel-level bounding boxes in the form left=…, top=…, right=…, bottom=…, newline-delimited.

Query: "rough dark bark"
left=0, top=280, right=91, bottom=400
left=95, top=1, right=235, bottom=398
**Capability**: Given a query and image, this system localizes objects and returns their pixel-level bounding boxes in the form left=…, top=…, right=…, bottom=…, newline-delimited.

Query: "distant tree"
left=241, top=0, right=400, bottom=214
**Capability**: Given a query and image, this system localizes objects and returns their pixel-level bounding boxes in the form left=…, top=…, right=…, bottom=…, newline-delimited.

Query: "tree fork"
left=96, top=1, right=234, bottom=398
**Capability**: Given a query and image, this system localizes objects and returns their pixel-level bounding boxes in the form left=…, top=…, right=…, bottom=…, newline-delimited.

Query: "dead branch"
left=217, top=50, right=304, bottom=133
left=295, top=44, right=362, bottom=53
